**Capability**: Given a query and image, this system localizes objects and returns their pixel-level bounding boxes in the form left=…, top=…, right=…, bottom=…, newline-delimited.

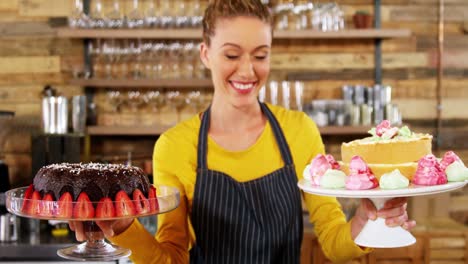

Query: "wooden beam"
left=0, top=0, right=18, bottom=11
left=0, top=73, right=65, bottom=85
left=0, top=38, right=82, bottom=56
left=0, top=85, right=83, bottom=103
left=0, top=22, right=55, bottom=37
left=0, top=56, right=60, bottom=74
left=394, top=98, right=468, bottom=119
left=19, top=0, right=71, bottom=17
left=388, top=6, right=468, bottom=22
left=271, top=52, right=427, bottom=70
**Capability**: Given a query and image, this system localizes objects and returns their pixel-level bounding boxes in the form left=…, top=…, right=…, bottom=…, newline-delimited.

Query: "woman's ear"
left=199, top=42, right=211, bottom=70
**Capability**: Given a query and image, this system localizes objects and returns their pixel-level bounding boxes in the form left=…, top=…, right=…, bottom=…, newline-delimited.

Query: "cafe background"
left=0, top=0, right=467, bottom=263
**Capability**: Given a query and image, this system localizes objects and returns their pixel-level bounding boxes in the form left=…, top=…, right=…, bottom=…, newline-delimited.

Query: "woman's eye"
left=225, top=55, right=239, bottom=60
left=255, top=55, right=267, bottom=60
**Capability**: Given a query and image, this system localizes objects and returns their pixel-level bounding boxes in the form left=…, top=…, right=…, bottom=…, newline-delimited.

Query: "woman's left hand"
left=350, top=197, right=417, bottom=240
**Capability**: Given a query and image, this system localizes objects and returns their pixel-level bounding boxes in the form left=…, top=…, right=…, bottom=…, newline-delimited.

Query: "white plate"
left=298, top=180, right=467, bottom=198
left=298, top=179, right=467, bottom=248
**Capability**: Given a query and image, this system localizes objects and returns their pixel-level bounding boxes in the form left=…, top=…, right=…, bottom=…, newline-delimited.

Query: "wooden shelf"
left=87, top=125, right=171, bottom=135
left=319, top=126, right=372, bottom=135
left=87, top=125, right=372, bottom=136
left=56, top=28, right=411, bottom=40
left=274, top=29, right=411, bottom=39
left=70, top=78, right=212, bottom=88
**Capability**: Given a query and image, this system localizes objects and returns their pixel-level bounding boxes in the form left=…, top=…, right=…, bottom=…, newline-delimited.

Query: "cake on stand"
left=6, top=185, right=180, bottom=261
left=298, top=180, right=467, bottom=248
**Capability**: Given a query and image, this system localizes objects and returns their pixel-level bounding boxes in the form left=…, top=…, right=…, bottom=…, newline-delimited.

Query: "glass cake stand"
left=6, top=186, right=180, bottom=261
left=298, top=180, right=467, bottom=248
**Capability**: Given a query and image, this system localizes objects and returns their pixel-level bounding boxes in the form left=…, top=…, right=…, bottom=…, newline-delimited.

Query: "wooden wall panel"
left=0, top=56, right=60, bottom=73
left=0, top=73, right=65, bottom=85
left=0, top=0, right=18, bottom=11
left=19, top=0, right=71, bottom=17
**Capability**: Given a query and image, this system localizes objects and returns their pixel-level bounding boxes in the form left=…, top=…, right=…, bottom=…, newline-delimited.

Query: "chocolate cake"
left=33, top=163, right=150, bottom=202
left=23, top=163, right=158, bottom=218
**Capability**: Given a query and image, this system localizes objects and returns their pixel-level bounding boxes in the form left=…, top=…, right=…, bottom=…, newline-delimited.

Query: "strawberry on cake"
left=21, top=163, right=158, bottom=219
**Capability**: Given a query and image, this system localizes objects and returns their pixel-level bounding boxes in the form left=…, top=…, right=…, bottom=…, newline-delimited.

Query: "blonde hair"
left=202, top=0, right=273, bottom=46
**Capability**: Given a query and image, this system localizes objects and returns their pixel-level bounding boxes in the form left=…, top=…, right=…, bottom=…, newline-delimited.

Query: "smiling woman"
left=68, top=1, right=415, bottom=263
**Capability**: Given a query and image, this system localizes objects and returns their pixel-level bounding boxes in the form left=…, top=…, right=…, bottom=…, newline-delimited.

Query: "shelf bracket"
left=374, top=0, right=382, bottom=85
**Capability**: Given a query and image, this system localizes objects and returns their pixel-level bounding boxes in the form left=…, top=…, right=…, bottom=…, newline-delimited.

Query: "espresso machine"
left=0, top=111, right=18, bottom=242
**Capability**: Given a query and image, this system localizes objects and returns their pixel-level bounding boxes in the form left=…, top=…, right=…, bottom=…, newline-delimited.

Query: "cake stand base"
left=57, top=222, right=131, bottom=261
left=354, top=197, right=416, bottom=248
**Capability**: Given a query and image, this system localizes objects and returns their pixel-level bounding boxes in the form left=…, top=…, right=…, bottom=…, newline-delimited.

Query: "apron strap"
left=259, top=103, right=294, bottom=166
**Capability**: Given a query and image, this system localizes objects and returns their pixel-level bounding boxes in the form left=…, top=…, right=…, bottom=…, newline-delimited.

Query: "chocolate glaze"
left=33, top=163, right=150, bottom=201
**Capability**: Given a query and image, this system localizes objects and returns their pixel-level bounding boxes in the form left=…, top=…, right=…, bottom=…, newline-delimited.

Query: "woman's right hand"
left=69, top=218, right=134, bottom=241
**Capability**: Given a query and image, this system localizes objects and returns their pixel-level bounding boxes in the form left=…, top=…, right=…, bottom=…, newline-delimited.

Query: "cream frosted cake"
left=341, top=120, right=432, bottom=180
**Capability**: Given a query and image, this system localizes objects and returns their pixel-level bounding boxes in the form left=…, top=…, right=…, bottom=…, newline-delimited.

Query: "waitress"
left=70, top=0, right=415, bottom=263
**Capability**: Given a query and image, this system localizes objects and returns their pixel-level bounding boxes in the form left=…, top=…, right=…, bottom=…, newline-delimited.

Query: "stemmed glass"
left=163, top=91, right=183, bottom=125
left=144, top=90, right=165, bottom=113
left=175, top=0, right=189, bottom=28
left=127, top=0, right=145, bottom=28
left=281, top=81, right=290, bottom=109
left=129, top=39, right=143, bottom=79
left=141, top=41, right=154, bottom=79
left=89, top=0, right=106, bottom=28
left=293, top=81, right=304, bottom=111
left=182, top=42, right=196, bottom=78
left=102, top=39, right=117, bottom=79
left=159, top=1, right=174, bottom=28
left=126, top=90, right=145, bottom=113
left=151, top=42, right=165, bottom=78
left=69, top=0, right=89, bottom=28
left=189, top=0, right=203, bottom=27
left=107, top=90, right=124, bottom=112
left=89, top=39, right=104, bottom=79
left=144, top=0, right=160, bottom=27
left=168, top=42, right=183, bottom=79
left=105, top=0, right=124, bottom=28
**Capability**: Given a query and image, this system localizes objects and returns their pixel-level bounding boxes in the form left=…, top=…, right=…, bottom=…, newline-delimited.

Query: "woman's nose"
left=237, top=56, right=255, bottom=78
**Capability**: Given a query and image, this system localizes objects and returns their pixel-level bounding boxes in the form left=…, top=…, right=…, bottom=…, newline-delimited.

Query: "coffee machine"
left=0, top=111, right=18, bottom=242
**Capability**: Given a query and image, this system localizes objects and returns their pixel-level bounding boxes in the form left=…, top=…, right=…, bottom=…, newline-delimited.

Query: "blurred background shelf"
left=86, top=125, right=373, bottom=136
left=56, top=28, right=411, bottom=40
left=70, top=78, right=213, bottom=88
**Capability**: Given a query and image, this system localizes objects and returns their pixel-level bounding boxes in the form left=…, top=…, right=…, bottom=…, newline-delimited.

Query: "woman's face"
left=200, top=16, right=272, bottom=109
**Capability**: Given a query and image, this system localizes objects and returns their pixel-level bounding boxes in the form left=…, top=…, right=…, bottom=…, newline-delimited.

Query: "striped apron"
left=190, top=103, right=303, bottom=264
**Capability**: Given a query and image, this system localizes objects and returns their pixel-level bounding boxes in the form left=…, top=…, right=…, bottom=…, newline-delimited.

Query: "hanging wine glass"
left=174, top=0, right=188, bottom=28
left=144, top=0, right=160, bottom=27
left=69, top=0, right=89, bottom=28
left=126, top=90, right=145, bottom=113
left=89, top=0, right=106, bottom=28
left=126, top=0, right=145, bottom=28
left=106, top=90, right=124, bottom=112
left=189, top=0, right=203, bottom=28
left=182, top=42, right=195, bottom=78
left=105, top=0, right=124, bottom=28
left=159, top=1, right=174, bottom=28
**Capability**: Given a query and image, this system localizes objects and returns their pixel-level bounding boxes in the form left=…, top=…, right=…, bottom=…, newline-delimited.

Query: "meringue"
left=379, top=170, right=410, bottom=189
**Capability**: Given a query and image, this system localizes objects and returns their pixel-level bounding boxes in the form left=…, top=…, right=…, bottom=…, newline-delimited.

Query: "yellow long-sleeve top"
left=111, top=104, right=369, bottom=263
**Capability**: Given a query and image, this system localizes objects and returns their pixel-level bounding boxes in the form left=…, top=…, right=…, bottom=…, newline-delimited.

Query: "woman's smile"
left=228, top=80, right=258, bottom=94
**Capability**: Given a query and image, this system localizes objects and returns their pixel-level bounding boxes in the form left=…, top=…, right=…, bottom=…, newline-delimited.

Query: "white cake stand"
left=298, top=180, right=467, bottom=248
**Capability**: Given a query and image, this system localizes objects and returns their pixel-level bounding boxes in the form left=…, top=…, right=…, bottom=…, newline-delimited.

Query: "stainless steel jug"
left=0, top=213, right=18, bottom=242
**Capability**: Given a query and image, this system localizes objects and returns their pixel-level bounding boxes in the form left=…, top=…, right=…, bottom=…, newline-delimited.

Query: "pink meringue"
left=325, top=154, right=340, bottom=170
left=375, top=120, right=392, bottom=137
left=440, top=151, right=463, bottom=171
left=307, top=154, right=331, bottom=186
left=345, top=156, right=379, bottom=190
left=412, top=154, right=447, bottom=185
